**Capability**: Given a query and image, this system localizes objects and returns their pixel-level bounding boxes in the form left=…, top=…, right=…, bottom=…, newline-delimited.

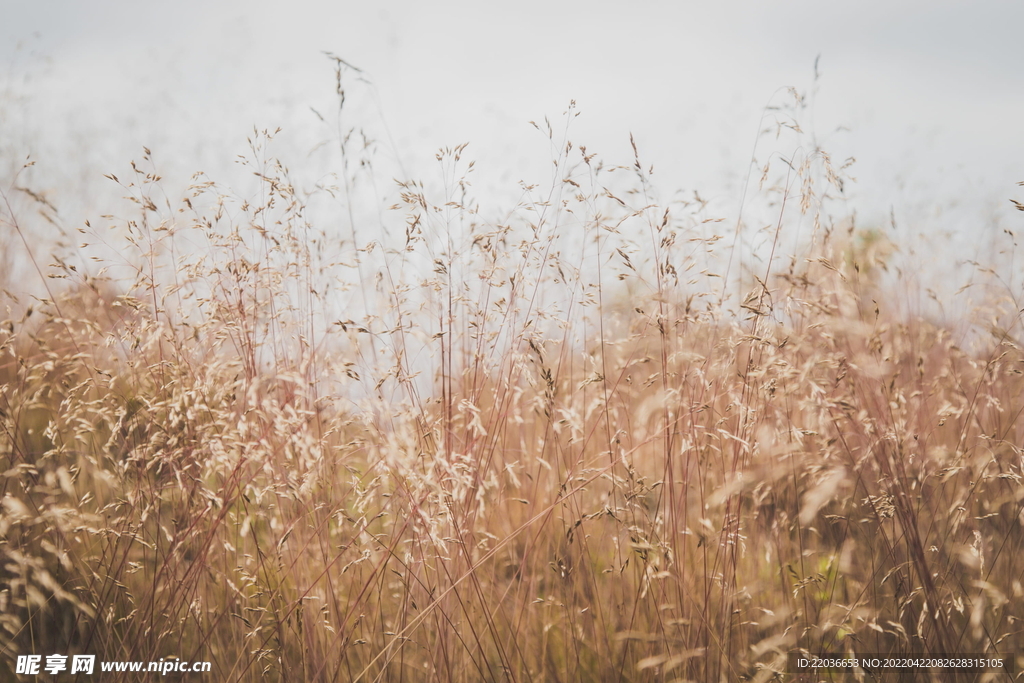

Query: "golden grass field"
left=2, top=85, right=1024, bottom=682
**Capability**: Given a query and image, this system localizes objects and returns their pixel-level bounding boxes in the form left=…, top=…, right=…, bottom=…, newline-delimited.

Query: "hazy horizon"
left=3, top=1, right=1023, bottom=264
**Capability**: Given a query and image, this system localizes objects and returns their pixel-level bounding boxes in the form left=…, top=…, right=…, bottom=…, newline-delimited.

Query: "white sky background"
left=2, top=0, right=1023, bottom=285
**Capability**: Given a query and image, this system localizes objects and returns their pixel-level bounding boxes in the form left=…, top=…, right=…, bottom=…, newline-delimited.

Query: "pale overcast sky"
left=2, top=0, right=1023, bottom=247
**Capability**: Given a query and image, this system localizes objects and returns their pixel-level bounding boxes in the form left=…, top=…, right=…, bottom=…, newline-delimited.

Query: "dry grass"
left=2, top=81, right=1023, bottom=683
